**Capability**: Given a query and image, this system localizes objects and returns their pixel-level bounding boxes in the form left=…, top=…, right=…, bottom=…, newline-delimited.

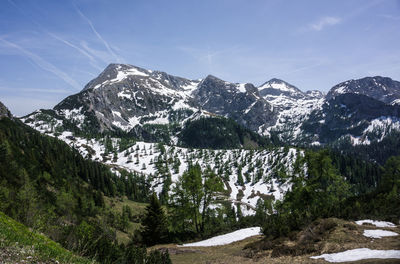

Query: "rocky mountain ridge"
left=21, top=63, right=400, bottom=147
left=326, top=76, right=400, bottom=105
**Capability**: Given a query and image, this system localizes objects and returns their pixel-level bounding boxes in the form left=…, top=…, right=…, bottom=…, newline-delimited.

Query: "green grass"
left=104, top=196, right=148, bottom=244
left=105, top=196, right=148, bottom=215
left=0, top=211, right=94, bottom=264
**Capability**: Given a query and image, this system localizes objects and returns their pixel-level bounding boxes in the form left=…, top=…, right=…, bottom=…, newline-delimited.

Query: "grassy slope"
left=104, top=196, right=148, bottom=244
left=0, top=212, right=94, bottom=264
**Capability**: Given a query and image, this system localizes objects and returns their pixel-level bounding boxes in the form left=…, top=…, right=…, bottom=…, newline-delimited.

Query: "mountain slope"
left=0, top=107, right=154, bottom=262
left=302, top=93, right=400, bottom=146
left=194, top=75, right=276, bottom=131
left=0, top=211, right=92, bottom=264
left=256, top=79, right=325, bottom=143
left=326, top=76, right=400, bottom=105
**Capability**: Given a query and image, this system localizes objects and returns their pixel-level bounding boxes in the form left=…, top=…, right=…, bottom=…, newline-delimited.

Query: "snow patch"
left=356, top=220, right=396, bottom=228
left=334, top=85, right=348, bottom=95
left=311, top=248, right=400, bottom=262
left=237, top=83, right=247, bottom=93
left=180, top=227, right=261, bottom=247
left=363, top=229, right=398, bottom=239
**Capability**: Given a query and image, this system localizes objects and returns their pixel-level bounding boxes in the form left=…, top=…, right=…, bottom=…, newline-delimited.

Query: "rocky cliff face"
left=194, top=75, right=276, bottom=131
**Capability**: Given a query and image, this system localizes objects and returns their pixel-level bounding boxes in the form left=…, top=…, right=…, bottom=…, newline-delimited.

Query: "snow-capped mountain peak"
left=258, top=78, right=306, bottom=99
left=21, top=62, right=400, bottom=148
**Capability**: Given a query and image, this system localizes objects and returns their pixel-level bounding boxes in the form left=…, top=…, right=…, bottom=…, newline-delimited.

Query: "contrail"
left=0, top=38, right=81, bottom=90
left=73, top=4, right=122, bottom=63
left=47, top=32, right=103, bottom=71
left=7, top=0, right=104, bottom=71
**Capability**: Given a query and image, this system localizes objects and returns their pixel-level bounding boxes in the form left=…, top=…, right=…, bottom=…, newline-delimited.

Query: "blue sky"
left=1, top=0, right=400, bottom=116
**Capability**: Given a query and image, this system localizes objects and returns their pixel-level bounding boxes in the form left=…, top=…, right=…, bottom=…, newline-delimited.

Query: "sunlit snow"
left=311, top=248, right=400, bottom=262
left=180, top=227, right=261, bottom=247
left=363, top=229, right=398, bottom=239
left=356, top=220, right=396, bottom=228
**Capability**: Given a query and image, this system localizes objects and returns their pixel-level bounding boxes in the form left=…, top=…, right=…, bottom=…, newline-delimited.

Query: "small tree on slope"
left=140, top=193, right=168, bottom=246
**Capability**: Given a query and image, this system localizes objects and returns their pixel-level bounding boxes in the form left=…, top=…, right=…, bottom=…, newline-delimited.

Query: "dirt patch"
left=158, top=247, right=204, bottom=255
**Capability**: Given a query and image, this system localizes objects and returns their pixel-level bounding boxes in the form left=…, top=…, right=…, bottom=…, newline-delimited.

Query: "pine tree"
left=140, top=193, right=168, bottom=246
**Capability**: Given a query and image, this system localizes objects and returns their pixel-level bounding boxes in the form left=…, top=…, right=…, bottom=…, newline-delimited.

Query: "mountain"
left=21, top=63, right=400, bottom=154
left=23, top=63, right=278, bottom=145
left=326, top=76, right=400, bottom=105
left=53, top=63, right=200, bottom=134
left=256, top=79, right=325, bottom=143
left=260, top=76, right=400, bottom=147
left=302, top=93, right=400, bottom=145
left=194, top=75, right=276, bottom=131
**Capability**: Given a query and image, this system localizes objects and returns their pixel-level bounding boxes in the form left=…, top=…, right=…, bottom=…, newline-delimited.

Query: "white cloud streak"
left=310, top=16, right=341, bottom=31
left=47, top=32, right=103, bottom=71
left=0, top=38, right=81, bottom=90
left=74, top=5, right=122, bottom=63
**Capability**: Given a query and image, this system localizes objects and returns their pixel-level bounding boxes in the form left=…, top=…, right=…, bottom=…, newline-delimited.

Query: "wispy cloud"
left=7, top=0, right=104, bottom=73
left=73, top=4, right=122, bottom=63
left=309, top=16, right=341, bottom=31
left=80, top=40, right=116, bottom=65
left=0, top=38, right=80, bottom=90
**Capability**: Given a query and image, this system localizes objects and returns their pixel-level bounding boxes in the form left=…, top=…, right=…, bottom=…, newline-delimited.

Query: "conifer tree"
left=140, top=193, right=168, bottom=246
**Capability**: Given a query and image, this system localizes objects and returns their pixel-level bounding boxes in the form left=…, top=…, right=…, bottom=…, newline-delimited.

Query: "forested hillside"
left=0, top=117, right=170, bottom=263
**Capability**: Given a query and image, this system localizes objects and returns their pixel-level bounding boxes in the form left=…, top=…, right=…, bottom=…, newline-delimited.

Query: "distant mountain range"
left=21, top=63, right=400, bottom=147
left=2, top=63, right=400, bottom=215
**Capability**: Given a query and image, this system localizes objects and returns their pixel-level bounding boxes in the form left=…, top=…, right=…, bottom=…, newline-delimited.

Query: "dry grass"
left=152, top=218, right=400, bottom=264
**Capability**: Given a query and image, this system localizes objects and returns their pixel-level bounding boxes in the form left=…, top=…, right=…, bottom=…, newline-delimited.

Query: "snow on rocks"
left=363, top=229, right=399, bottom=239
left=356, top=220, right=397, bottom=228
left=310, top=248, right=400, bottom=262
left=180, top=227, right=261, bottom=247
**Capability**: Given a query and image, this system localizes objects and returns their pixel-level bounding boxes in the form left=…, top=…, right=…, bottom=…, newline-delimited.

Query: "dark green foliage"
left=328, top=150, right=382, bottom=193
left=263, top=150, right=351, bottom=238
left=168, top=164, right=232, bottom=241
left=340, top=155, right=400, bottom=221
left=332, top=131, right=400, bottom=165
left=263, top=149, right=400, bottom=239
left=0, top=117, right=169, bottom=263
left=179, top=117, right=273, bottom=149
left=140, top=193, right=169, bottom=246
